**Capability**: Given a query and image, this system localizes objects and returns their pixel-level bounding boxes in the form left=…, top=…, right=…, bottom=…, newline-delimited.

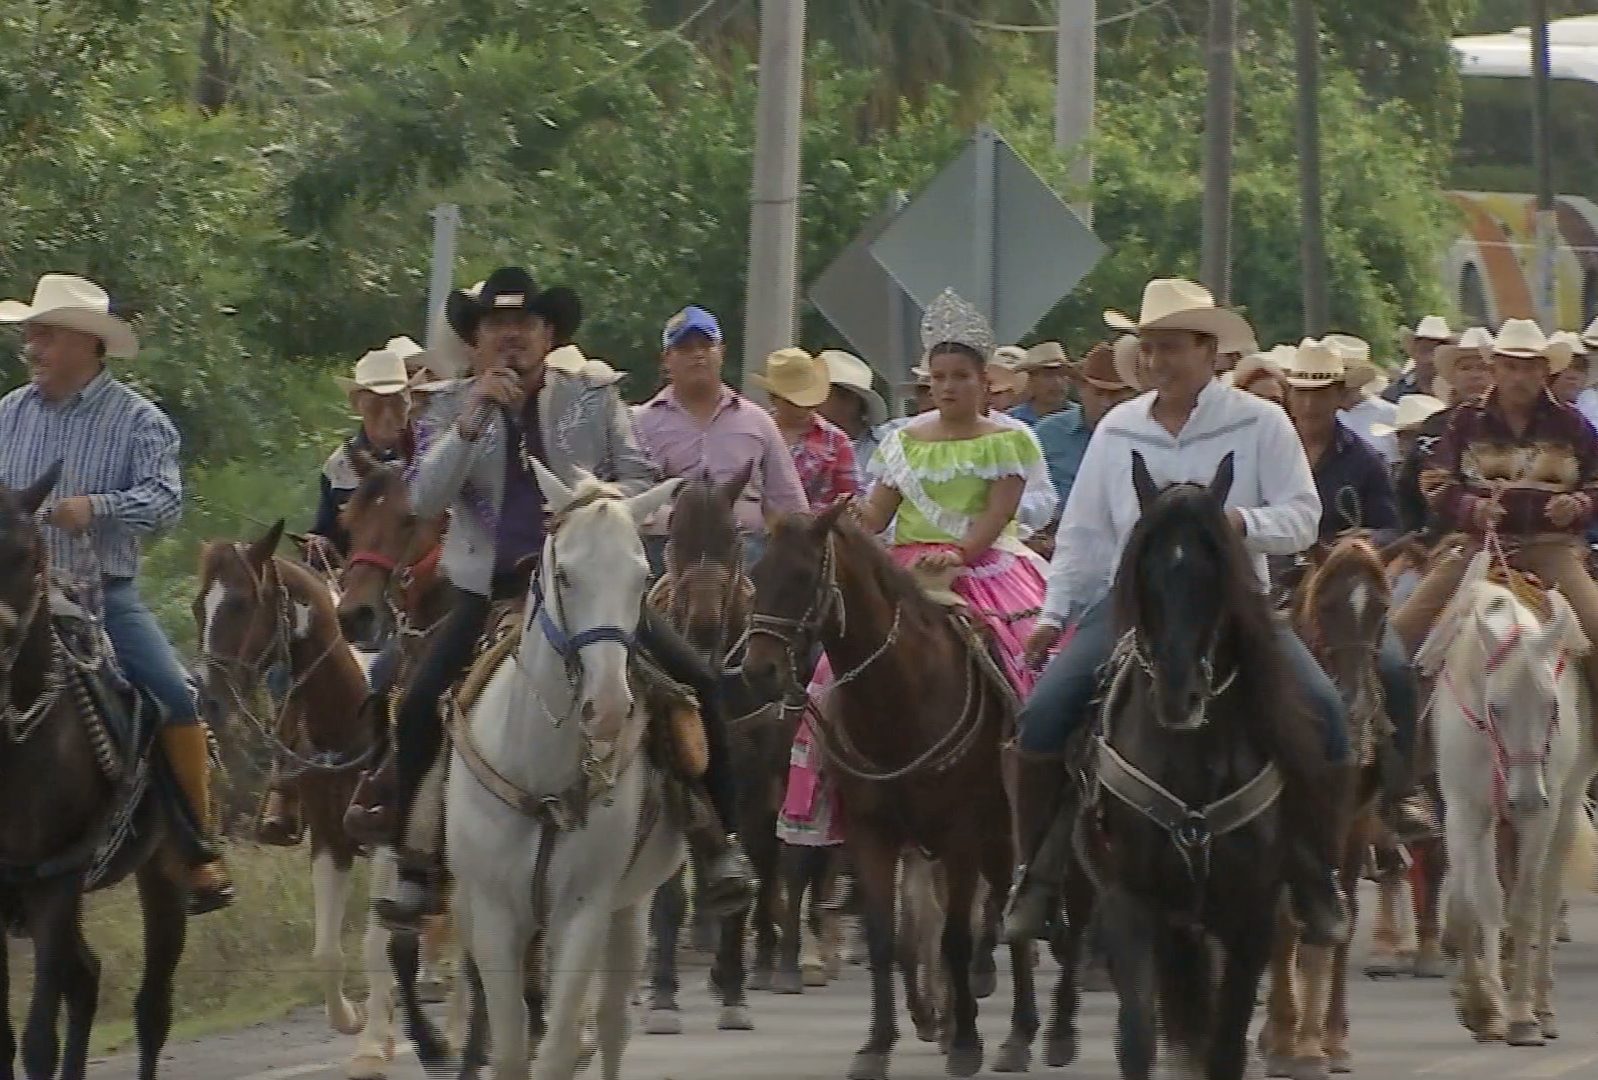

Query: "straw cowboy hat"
left=1400, top=314, right=1456, bottom=349
left=384, top=335, right=430, bottom=374
left=1071, top=340, right=1138, bottom=392
left=445, top=266, right=581, bottom=346
left=1319, top=333, right=1381, bottom=396
left=1019, top=341, right=1070, bottom=373
left=1111, top=334, right=1145, bottom=391
left=1104, top=278, right=1255, bottom=356
left=1371, top=394, right=1446, bottom=438
left=1491, top=318, right=1574, bottom=373
left=818, top=349, right=888, bottom=428
left=1225, top=346, right=1290, bottom=390
left=1433, top=325, right=1494, bottom=385
left=993, top=345, right=1028, bottom=370
left=752, top=348, right=830, bottom=408
left=336, top=348, right=412, bottom=397
left=987, top=359, right=1027, bottom=396
left=0, top=273, right=138, bottom=358
left=1282, top=338, right=1351, bottom=389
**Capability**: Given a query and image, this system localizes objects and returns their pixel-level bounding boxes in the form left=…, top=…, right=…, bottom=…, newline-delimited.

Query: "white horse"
left=1426, top=571, right=1598, bottom=1045
left=444, top=465, right=686, bottom=1080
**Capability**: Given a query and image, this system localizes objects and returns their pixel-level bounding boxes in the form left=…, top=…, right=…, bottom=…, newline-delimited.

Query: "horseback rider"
left=0, top=273, right=232, bottom=914
left=1392, top=319, right=1598, bottom=706
left=256, top=344, right=419, bottom=848
left=1382, top=315, right=1455, bottom=404
left=375, top=267, right=752, bottom=931
left=1279, top=339, right=1430, bottom=843
left=1005, top=278, right=1353, bottom=948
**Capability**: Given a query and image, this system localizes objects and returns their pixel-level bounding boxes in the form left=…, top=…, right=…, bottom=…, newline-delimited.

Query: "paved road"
left=88, top=892, right=1598, bottom=1079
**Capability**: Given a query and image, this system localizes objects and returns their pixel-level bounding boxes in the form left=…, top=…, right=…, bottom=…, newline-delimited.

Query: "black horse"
left=1084, top=452, right=1341, bottom=1080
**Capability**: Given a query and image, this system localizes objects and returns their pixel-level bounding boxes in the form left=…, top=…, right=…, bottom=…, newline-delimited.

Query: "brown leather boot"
left=160, top=724, right=234, bottom=915
left=342, top=762, right=397, bottom=847
left=1003, top=747, right=1071, bottom=945
left=256, top=782, right=302, bottom=847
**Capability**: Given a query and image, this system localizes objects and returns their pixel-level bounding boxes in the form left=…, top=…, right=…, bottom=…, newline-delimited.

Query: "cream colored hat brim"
left=0, top=302, right=138, bottom=358
left=335, top=376, right=410, bottom=396
left=752, top=365, right=830, bottom=408
left=1110, top=334, right=1144, bottom=391
left=1104, top=305, right=1255, bottom=357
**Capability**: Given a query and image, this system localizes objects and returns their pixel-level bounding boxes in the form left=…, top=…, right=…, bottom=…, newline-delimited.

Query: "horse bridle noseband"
left=746, top=532, right=845, bottom=701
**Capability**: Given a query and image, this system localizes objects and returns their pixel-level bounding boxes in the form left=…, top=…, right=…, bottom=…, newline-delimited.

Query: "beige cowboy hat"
left=1371, top=394, right=1447, bottom=438
left=1491, top=318, right=1574, bottom=373
left=1224, top=346, right=1290, bottom=390
left=0, top=273, right=138, bottom=358
left=752, top=347, right=830, bottom=407
left=1111, top=333, right=1145, bottom=391
left=1019, top=341, right=1070, bottom=373
left=987, top=358, right=1027, bottom=396
left=1104, top=278, right=1255, bottom=356
left=1319, top=333, right=1381, bottom=396
left=1068, top=340, right=1138, bottom=392
left=1433, top=325, right=1494, bottom=385
left=993, top=344, right=1028, bottom=370
left=818, top=349, right=889, bottom=428
left=336, top=348, right=412, bottom=397
left=1400, top=314, right=1456, bottom=349
left=384, top=335, right=430, bottom=373
left=905, top=364, right=932, bottom=389
left=1283, top=338, right=1349, bottom=390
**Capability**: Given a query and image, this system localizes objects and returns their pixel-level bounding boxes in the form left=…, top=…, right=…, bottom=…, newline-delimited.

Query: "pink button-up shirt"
left=633, top=384, right=808, bottom=534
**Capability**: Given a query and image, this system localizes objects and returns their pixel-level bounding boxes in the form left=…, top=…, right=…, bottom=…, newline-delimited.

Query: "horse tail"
left=1562, top=796, right=1598, bottom=895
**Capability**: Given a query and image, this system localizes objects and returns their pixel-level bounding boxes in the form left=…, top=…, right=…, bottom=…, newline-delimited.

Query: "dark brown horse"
left=1262, top=534, right=1392, bottom=1077
left=643, top=470, right=798, bottom=1033
left=1086, top=452, right=1341, bottom=1080
left=0, top=465, right=190, bottom=1080
left=192, top=521, right=397, bottom=1074
left=743, top=503, right=1044, bottom=1080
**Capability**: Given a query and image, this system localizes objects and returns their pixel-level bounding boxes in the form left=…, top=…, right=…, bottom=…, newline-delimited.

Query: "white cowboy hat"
left=987, top=358, right=1027, bottom=395
left=1401, top=314, right=1456, bottom=348
left=384, top=335, right=430, bottom=373
left=752, top=348, right=830, bottom=408
left=992, top=345, right=1028, bottom=370
left=1319, top=333, right=1381, bottom=395
left=818, top=349, right=888, bottom=428
left=1433, top=325, right=1494, bottom=385
left=1283, top=338, right=1347, bottom=389
left=335, top=348, right=412, bottom=397
left=1491, top=318, right=1574, bottom=373
left=1110, top=334, right=1144, bottom=391
left=0, top=274, right=138, bottom=358
left=1104, top=278, right=1255, bottom=356
left=906, top=364, right=932, bottom=387
left=1371, top=394, right=1446, bottom=438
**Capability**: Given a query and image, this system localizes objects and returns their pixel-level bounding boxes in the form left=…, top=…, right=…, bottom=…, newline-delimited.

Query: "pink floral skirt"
left=776, top=544, right=1047, bottom=846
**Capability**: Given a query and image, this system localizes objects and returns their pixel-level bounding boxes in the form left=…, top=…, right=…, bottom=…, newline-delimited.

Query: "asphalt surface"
left=84, top=891, right=1598, bottom=1079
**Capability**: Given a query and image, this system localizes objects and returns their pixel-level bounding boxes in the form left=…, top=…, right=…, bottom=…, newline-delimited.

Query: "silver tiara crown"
left=920, top=288, right=996, bottom=360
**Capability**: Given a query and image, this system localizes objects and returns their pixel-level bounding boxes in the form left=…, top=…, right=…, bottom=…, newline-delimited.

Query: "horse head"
left=1118, top=451, right=1251, bottom=732
left=193, top=519, right=303, bottom=725
left=663, top=463, right=751, bottom=659
left=337, top=450, right=442, bottom=650
left=1296, top=534, right=1390, bottom=698
left=0, top=463, right=60, bottom=675
left=525, top=459, right=681, bottom=751
left=742, top=498, right=853, bottom=704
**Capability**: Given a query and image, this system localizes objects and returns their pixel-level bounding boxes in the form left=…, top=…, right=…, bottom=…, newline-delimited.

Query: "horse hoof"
left=826, top=955, right=844, bottom=981
left=644, top=1008, right=683, bottom=1035
left=718, top=1005, right=755, bottom=1031
left=1264, top=1052, right=1296, bottom=1078
left=970, top=968, right=998, bottom=1000
left=749, top=968, right=774, bottom=992
left=772, top=969, right=804, bottom=995
left=332, top=1000, right=367, bottom=1037
left=1290, top=1058, right=1330, bottom=1080
left=1538, top=1011, right=1560, bottom=1040
left=946, top=1041, right=983, bottom=1077
left=347, top=1053, right=387, bottom=1080
left=1328, top=1050, right=1352, bottom=1074
left=1475, top=1017, right=1508, bottom=1043
left=847, top=1051, right=890, bottom=1080
left=1044, top=1029, right=1077, bottom=1068
left=991, top=1040, right=1030, bottom=1073
left=1507, top=1020, right=1545, bottom=1047
left=803, top=962, right=828, bottom=987
left=1557, top=917, right=1572, bottom=944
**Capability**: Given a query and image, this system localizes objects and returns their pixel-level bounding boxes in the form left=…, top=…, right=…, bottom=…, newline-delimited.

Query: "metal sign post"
left=424, top=203, right=461, bottom=349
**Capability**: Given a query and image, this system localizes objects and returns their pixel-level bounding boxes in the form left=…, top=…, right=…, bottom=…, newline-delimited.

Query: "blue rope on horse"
left=529, top=573, right=636, bottom=663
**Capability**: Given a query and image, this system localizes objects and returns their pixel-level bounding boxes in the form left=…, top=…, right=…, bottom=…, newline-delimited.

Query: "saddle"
left=909, top=563, right=1023, bottom=721
left=1488, top=563, right=1555, bottom=622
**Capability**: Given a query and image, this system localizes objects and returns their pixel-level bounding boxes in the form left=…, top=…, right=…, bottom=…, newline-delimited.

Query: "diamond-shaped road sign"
left=870, top=126, right=1105, bottom=345
left=808, top=198, right=923, bottom=400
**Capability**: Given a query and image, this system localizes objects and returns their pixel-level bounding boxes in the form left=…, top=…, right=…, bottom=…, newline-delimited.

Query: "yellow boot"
left=159, top=723, right=235, bottom=915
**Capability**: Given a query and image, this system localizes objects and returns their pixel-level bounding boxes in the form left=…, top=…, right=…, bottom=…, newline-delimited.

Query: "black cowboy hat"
left=445, top=266, right=583, bottom=347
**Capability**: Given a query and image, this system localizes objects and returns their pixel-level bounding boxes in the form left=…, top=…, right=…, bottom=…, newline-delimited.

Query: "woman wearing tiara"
left=777, top=290, right=1051, bottom=851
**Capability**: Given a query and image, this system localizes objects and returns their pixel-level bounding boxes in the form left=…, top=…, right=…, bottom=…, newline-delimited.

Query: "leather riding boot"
left=255, top=762, right=302, bottom=848
left=159, top=724, right=235, bottom=916
left=680, top=785, right=752, bottom=918
left=1288, top=839, right=1349, bottom=948
left=1003, top=747, right=1072, bottom=945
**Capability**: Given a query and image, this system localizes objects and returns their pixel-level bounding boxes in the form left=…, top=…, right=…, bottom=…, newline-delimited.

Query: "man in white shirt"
left=1003, top=279, right=1351, bottom=950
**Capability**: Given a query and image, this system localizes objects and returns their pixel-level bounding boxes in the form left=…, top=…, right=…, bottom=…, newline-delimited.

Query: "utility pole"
left=424, top=203, right=460, bottom=350
left=742, top=0, right=806, bottom=397
left=1055, top=0, right=1095, bottom=225
left=1295, top=0, right=1327, bottom=336
left=1200, top=0, right=1237, bottom=303
left=1531, top=0, right=1557, bottom=331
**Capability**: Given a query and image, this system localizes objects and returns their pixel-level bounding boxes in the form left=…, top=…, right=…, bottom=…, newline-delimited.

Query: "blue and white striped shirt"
left=0, top=369, right=182, bottom=581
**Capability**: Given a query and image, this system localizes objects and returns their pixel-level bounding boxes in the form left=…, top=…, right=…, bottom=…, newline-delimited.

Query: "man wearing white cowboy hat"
left=987, top=349, right=1028, bottom=413
left=757, top=348, right=862, bottom=509
left=1009, top=342, right=1075, bottom=427
left=0, top=273, right=234, bottom=913
left=1379, top=394, right=1447, bottom=538
left=375, top=269, right=752, bottom=930
left=1321, top=334, right=1401, bottom=464
left=815, top=349, right=890, bottom=466
left=1034, top=340, right=1141, bottom=511
left=1393, top=320, right=1598, bottom=706
left=1004, top=277, right=1353, bottom=948
left=1382, top=315, right=1456, bottom=404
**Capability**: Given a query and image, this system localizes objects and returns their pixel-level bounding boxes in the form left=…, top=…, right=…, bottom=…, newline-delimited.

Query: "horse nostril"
left=581, top=701, right=595, bottom=724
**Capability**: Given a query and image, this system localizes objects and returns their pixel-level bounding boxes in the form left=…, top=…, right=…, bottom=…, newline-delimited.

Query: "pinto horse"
left=0, top=465, right=190, bottom=1080
left=1086, top=452, right=1337, bottom=1080
left=743, top=502, right=1047, bottom=1080
left=193, top=521, right=399, bottom=1078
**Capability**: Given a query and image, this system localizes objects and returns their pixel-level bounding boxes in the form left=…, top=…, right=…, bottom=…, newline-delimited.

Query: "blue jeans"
left=1018, top=599, right=1350, bottom=762
left=102, top=577, right=199, bottom=727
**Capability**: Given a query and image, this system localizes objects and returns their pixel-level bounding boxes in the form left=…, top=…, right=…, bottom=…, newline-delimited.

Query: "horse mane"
left=669, top=476, right=738, bottom=563
left=826, top=517, right=949, bottom=639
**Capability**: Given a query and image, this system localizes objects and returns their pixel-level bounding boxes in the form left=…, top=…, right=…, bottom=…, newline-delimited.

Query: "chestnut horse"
left=743, top=503, right=1046, bottom=1080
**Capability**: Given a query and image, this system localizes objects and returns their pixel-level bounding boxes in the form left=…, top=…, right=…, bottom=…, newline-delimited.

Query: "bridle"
left=0, top=562, right=71, bottom=744
left=1122, top=546, right=1238, bottom=729
left=747, top=531, right=846, bottom=702
left=665, top=538, right=746, bottom=673
left=345, top=537, right=441, bottom=643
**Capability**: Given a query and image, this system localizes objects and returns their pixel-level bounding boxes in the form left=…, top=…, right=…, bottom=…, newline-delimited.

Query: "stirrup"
left=188, top=861, right=235, bottom=916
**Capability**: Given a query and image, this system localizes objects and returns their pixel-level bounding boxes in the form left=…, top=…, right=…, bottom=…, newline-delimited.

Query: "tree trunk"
left=1200, top=0, right=1237, bottom=304
left=195, top=2, right=231, bottom=115
left=1295, top=0, right=1327, bottom=337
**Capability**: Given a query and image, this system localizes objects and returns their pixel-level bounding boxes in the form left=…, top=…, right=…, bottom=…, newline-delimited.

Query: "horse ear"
left=248, top=519, right=285, bottom=568
left=349, top=446, right=378, bottom=480
left=1131, top=451, right=1159, bottom=513
left=719, top=461, right=754, bottom=510
left=17, top=461, right=63, bottom=515
left=1541, top=591, right=1591, bottom=659
left=1209, top=451, right=1236, bottom=507
left=530, top=458, right=576, bottom=515
left=811, top=495, right=853, bottom=537
left=625, top=476, right=684, bottom=527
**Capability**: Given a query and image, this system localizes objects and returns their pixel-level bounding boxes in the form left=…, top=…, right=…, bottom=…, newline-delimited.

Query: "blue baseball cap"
left=662, top=305, right=722, bottom=350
